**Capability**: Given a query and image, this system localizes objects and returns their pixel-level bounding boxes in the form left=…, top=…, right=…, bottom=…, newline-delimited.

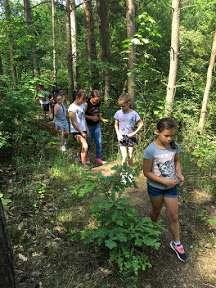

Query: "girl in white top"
left=68, top=89, right=88, bottom=165
left=114, top=94, right=143, bottom=166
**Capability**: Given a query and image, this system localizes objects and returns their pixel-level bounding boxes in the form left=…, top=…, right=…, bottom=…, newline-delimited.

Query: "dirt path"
left=93, top=162, right=216, bottom=288
left=4, top=140, right=215, bottom=288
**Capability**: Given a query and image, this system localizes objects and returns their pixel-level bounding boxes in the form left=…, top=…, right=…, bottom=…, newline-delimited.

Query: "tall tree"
left=126, top=0, right=135, bottom=101
left=69, top=0, right=77, bottom=90
left=83, top=0, right=98, bottom=88
left=4, top=0, right=16, bottom=86
left=164, top=0, right=180, bottom=116
left=96, top=0, right=111, bottom=102
left=23, top=0, right=37, bottom=75
left=198, top=31, right=216, bottom=132
left=66, top=0, right=73, bottom=99
left=0, top=199, right=16, bottom=288
left=51, top=0, right=56, bottom=81
left=0, top=52, right=4, bottom=75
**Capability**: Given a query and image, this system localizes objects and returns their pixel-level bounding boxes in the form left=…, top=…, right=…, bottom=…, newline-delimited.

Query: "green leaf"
left=105, top=239, right=117, bottom=249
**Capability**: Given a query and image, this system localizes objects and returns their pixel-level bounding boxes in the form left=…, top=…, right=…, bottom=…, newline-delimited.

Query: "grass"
left=1, top=120, right=216, bottom=288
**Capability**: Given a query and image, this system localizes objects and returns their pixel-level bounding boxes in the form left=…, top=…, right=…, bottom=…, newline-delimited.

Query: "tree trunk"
left=164, top=0, right=180, bottom=116
left=66, top=0, right=73, bottom=100
left=198, top=31, right=216, bottom=132
left=96, top=0, right=111, bottom=103
left=83, top=0, right=98, bottom=88
left=4, top=0, right=16, bottom=87
left=69, top=0, right=77, bottom=90
left=0, top=199, right=16, bottom=288
left=126, top=0, right=136, bottom=102
left=0, top=53, right=3, bottom=75
left=51, top=0, right=56, bottom=81
left=23, top=0, right=37, bottom=76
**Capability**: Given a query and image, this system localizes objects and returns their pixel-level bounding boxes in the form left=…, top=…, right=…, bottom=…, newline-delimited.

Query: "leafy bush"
left=81, top=166, right=161, bottom=276
left=50, top=157, right=97, bottom=199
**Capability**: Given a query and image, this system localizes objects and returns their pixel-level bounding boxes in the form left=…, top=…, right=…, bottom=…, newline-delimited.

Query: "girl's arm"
left=175, top=154, right=184, bottom=185
left=85, top=114, right=99, bottom=122
left=128, top=119, right=143, bottom=137
left=54, top=104, right=60, bottom=116
left=143, top=159, right=178, bottom=188
left=114, top=120, right=122, bottom=141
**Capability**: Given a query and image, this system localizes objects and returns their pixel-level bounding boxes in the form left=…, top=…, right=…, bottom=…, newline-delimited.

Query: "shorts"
left=147, top=184, right=178, bottom=198
left=54, top=121, right=69, bottom=132
left=119, top=135, right=138, bottom=147
left=43, top=103, right=49, bottom=112
left=72, top=131, right=87, bottom=138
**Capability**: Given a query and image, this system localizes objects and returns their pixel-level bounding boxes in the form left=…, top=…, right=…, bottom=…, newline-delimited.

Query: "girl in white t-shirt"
left=68, top=90, right=88, bottom=165
left=114, top=95, right=143, bottom=166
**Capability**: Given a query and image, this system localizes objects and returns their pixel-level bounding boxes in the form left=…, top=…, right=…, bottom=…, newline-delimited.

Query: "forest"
left=0, top=0, right=216, bottom=287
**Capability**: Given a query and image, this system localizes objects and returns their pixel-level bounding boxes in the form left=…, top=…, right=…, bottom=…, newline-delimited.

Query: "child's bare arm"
left=175, top=154, right=184, bottom=185
left=114, top=120, right=122, bottom=141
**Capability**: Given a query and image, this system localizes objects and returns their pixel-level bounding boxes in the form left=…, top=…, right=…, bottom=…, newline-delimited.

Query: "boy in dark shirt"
left=86, top=90, right=107, bottom=165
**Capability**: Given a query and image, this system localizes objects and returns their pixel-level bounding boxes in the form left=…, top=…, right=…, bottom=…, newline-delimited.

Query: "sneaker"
left=95, top=158, right=106, bottom=165
left=170, top=241, right=187, bottom=262
left=60, top=145, right=66, bottom=152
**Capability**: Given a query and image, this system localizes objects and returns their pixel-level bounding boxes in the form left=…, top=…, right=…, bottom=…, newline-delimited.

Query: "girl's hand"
left=177, top=174, right=184, bottom=186
left=81, top=132, right=87, bottom=138
left=162, top=178, right=178, bottom=188
left=127, top=132, right=136, bottom=138
left=101, top=118, right=109, bottom=123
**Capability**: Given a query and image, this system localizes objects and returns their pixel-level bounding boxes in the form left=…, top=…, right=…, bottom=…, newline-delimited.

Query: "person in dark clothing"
left=85, top=90, right=107, bottom=165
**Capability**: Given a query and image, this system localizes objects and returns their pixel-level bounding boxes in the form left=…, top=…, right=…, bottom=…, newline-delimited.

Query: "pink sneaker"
left=95, top=158, right=106, bottom=165
left=170, top=241, right=187, bottom=262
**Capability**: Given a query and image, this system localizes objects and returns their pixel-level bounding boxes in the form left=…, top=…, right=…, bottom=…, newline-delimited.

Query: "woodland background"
left=0, top=0, right=216, bottom=287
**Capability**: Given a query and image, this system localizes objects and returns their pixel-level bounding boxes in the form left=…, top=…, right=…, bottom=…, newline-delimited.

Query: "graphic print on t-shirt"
left=156, top=160, right=175, bottom=178
left=77, top=109, right=84, bottom=120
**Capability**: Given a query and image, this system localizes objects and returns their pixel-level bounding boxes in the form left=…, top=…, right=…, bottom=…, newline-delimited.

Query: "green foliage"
left=81, top=166, right=161, bottom=276
left=50, top=157, right=97, bottom=199
left=0, top=76, right=38, bottom=149
left=0, top=193, right=12, bottom=209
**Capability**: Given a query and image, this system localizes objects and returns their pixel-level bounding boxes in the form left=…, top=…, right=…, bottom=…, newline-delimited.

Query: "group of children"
left=36, top=85, right=187, bottom=263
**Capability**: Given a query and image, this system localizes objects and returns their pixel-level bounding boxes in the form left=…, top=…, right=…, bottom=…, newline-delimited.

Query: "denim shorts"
left=54, top=121, right=69, bottom=132
left=147, top=184, right=178, bottom=198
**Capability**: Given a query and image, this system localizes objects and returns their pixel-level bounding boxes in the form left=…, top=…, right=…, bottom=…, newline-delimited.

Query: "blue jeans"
left=88, top=123, right=102, bottom=158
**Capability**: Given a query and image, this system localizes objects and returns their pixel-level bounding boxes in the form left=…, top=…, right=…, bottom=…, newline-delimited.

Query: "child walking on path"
left=53, top=93, right=69, bottom=152
left=36, top=84, right=50, bottom=119
left=143, top=118, right=187, bottom=262
left=85, top=90, right=107, bottom=165
left=114, top=95, right=143, bottom=165
left=68, top=90, right=89, bottom=165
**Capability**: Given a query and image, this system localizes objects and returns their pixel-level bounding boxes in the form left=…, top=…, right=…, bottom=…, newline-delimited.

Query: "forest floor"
left=1, top=119, right=216, bottom=288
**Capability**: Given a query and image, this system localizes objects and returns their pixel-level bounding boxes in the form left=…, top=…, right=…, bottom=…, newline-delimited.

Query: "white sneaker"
left=60, top=145, right=66, bottom=152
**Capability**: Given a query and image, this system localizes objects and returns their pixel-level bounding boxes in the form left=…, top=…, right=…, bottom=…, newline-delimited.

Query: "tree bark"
left=69, top=0, right=77, bottom=90
left=0, top=53, right=3, bottom=75
left=83, top=0, right=98, bottom=88
left=23, top=0, right=37, bottom=76
left=96, top=0, right=111, bottom=103
left=164, top=0, right=180, bottom=116
left=0, top=199, right=16, bottom=288
left=51, top=0, right=57, bottom=81
left=126, top=0, right=136, bottom=102
left=66, top=0, right=73, bottom=100
left=198, top=31, right=216, bottom=132
left=4, top=0, right=16, bottom=86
